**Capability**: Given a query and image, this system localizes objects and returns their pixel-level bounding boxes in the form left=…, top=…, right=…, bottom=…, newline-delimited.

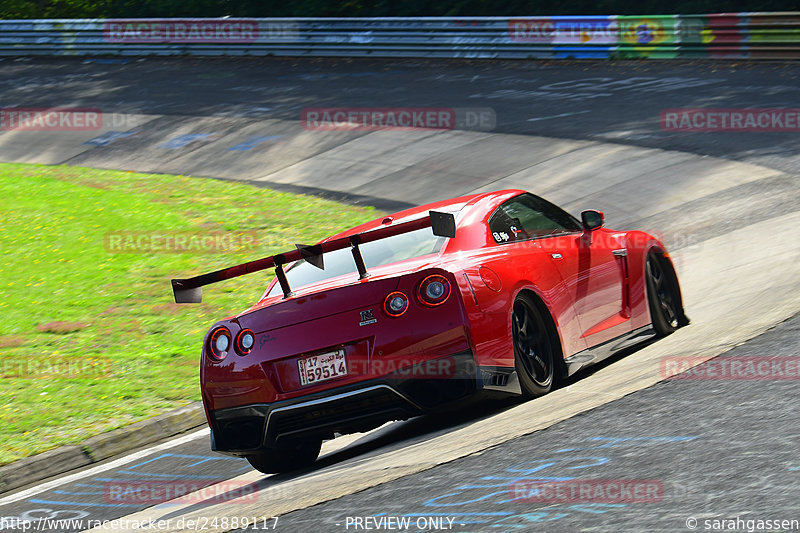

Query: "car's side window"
left=488, top=194, right=582, bottom=244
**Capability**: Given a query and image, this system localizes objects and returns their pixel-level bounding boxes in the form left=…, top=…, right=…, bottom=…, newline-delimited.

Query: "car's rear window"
left=266, top=226, right=445, bottom=297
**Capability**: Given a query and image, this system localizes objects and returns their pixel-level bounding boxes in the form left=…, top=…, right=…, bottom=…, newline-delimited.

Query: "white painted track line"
left=0, top=430, right=209, bottom=506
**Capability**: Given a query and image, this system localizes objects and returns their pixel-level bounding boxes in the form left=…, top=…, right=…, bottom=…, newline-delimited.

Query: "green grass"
left=0, top=163, right=380, bottom=466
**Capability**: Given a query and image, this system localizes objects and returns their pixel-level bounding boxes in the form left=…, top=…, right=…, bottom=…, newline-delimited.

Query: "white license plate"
left=297, top=349, right=348, bottom=386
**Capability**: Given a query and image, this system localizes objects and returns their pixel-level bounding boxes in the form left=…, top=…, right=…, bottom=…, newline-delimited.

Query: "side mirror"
left=581, top=210, right=604, bottom=231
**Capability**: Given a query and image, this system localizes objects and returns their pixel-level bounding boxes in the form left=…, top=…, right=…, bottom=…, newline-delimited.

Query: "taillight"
left=418, top=274, right=451, bottom=306
left=384, top=291, right=409, bottom=317
left=208, top=327, right=231, bottom=361
left=234, top=329, right=255, bottom=355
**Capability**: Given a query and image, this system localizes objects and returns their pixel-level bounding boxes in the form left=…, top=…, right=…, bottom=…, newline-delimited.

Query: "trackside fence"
left=0, top=13, right=799, bottom=59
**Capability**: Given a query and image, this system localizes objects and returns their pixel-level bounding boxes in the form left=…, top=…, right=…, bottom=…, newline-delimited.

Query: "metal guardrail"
left=1, top=14, right=799, bottom=59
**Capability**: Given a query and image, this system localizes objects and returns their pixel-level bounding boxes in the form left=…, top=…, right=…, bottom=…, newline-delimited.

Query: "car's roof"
left=325, top=189, right=526, bottom=241
left=247, top=189, right=527, bottom=312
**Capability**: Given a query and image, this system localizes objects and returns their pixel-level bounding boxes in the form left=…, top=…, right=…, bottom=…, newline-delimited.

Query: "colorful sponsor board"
left=506, top=14, right=785, bottom=60
left=2, top=13, right=800, bottom=61
left=616, top=16, right=680, bottom=58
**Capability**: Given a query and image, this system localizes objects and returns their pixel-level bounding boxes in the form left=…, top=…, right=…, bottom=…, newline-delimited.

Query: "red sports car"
left=172, top=189, right=688, bottom=473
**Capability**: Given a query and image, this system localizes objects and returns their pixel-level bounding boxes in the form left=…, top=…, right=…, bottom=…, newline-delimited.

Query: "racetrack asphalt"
left=247, top=311, right=800, bottom=533
left=0, top=57, right=798, bottom=533
left=1, top=57, right=799, bottom=174
left=2, top=314, right=798, bottom=532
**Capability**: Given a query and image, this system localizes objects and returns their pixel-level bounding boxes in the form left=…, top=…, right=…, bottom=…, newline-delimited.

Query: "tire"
left=645, top=252, right=682, bottom=336
left=512, top=294, right=555, bottom=398
left=246, top=438, right=322, bottom=474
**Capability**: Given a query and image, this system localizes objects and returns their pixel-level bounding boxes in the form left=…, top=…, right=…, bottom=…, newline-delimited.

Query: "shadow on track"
left=156, top=336, right=665, bottom=522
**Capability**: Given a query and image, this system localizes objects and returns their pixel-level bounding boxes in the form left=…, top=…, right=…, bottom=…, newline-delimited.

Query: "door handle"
left=551, top=253, right=562, bottom=259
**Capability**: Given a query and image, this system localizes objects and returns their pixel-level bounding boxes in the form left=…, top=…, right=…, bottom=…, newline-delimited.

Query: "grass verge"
left=0, top=163, right=380, bottom=466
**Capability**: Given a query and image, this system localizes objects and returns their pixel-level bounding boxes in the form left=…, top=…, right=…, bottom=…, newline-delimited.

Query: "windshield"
left=267, top=226, right=445, bottom=297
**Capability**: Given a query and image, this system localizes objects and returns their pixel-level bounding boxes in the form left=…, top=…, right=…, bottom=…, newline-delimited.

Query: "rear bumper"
left=210, top=350, right=483, bottom=455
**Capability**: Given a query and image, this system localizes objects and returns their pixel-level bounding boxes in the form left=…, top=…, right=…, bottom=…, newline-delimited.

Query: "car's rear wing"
left=171, top=210, right=456, bottom=303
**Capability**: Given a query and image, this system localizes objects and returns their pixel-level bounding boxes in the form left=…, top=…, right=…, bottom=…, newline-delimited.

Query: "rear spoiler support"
left=350, top=235, right=369, bottom=280
left=170, top=210, right=456, bottom=304
left=274, top=255, right=294, bottom=299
